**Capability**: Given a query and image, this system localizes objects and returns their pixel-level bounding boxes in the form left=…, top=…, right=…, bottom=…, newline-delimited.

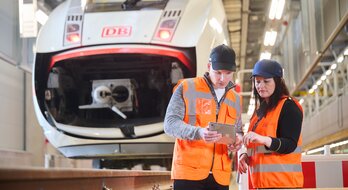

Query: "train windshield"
left=85, top=0, right=169, bottom=12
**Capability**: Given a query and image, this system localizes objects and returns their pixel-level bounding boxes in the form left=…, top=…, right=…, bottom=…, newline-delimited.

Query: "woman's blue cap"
left=252, top=59, right=283, bottom=78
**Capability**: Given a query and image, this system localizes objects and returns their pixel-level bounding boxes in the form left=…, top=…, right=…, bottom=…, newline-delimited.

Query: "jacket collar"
left=203, top=72, right=236, bottom=91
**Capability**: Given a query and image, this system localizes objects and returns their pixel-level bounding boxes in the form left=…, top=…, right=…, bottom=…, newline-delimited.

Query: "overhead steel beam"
left=239, top=0, right=249, bottom=90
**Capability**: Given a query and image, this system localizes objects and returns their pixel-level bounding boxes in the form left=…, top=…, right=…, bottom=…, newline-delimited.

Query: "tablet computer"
left=208, top=122, right=236, bottom=144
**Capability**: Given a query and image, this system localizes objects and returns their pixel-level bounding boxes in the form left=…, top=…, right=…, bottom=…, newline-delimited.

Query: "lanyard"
left=251, top=116, right=262, bottom=132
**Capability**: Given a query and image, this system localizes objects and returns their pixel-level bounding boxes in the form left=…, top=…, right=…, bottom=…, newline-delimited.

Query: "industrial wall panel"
left=0, top=59, right=24, bottom=150
left=0, top=0, right=20, bottom=62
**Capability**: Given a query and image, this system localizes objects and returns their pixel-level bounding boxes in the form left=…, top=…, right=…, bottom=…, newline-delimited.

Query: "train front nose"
left=34, top=46, right=194, bottom=139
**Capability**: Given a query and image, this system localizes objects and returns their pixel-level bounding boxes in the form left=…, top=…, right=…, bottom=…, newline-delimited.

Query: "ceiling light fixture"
left=269, top=0, right=285, bottom=20
left=344, top=47, right=348, bottom=56
left=308, top=88, right=314, bottom=94
left=330, top=63, right=337, bottom=70
left=320, top=75, right=327, bottom=81
left=263, top=30, right=277, bottom=46
left=325, top=69, right=332, bottom=76
left=337, top=55, right=344, bottom=63
left=306, top=147, right=324, bottom=155
left=260, top=52, right=271, bottom=60
left=299, top=98, right=304, bottom=105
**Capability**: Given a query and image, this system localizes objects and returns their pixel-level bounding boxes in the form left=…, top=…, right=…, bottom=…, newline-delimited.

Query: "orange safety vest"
left=171, top=77, right=242, bottom=186
left=247, top=96, right=303, bottom=188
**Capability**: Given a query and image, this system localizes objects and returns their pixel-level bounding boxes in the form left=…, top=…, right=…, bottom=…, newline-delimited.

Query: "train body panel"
left=82, top=11, right=162, bottom=45
left=36, top=2, right=69, bottom=52
left=33, top=0, right=229, bottom=158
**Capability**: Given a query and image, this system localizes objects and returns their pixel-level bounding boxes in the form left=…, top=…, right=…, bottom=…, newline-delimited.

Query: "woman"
left=238, top=59, right=303, bottom=189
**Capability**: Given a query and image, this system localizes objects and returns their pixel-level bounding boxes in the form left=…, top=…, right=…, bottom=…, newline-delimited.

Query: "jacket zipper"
left=203, top=73, right=233, bottom=172
left=209, top=88, right=230, bottom=172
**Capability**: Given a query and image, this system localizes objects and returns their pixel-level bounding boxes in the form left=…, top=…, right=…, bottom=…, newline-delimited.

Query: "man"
left=164, top=44, right=243, bottom=190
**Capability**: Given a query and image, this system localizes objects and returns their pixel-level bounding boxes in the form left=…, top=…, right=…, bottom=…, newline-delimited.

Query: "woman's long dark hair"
left=252, top=77, right=290, bottom=117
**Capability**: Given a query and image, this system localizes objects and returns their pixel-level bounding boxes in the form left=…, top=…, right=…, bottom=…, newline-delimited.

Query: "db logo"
left=102, top=26, right=132, bottom=37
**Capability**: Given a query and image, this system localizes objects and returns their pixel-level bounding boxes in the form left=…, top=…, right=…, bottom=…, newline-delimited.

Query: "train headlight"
left=153, top=18, right=179, bottom=42
left=66, top=33, right=81, bottom=43
left=64, top=15, right=83, bottom=46
left=158, top=30, right=171, bottom=40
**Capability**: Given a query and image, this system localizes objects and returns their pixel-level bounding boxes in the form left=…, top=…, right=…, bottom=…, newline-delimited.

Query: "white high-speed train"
left=33, top=0, right=230, bottom=159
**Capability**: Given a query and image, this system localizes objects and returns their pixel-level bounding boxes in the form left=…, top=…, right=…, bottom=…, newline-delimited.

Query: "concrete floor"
left=230, top=172, right=238, bottom=190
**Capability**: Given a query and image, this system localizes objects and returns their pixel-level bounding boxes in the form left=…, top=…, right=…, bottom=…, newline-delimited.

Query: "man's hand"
left=199, top=128, right=222, bottom=143
left=227, top=133, right=242, bottom=152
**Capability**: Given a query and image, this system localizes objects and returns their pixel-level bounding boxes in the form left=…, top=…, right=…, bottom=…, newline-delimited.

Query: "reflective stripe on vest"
left=247, top=146, right=302, bottom=155
left=248, top=145, right=303, bottom=174
left=225, top=95, right=241, bottom=114
left=250, top=163, right=303, bottom=173
left=185, top=79, right=212, bottom=125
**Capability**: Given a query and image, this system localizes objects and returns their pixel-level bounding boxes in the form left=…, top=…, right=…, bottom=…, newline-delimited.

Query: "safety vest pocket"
left=225, top=106, right=237, bottom=124
left=175, top=141, right=205, bottom=168
left=220, top=151, right=232, bottom=172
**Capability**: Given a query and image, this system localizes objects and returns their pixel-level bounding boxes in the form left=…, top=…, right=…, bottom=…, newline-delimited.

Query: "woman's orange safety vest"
left=247, top=96, right=303, bottom=188
left=171, top=77, right=242, bottom=186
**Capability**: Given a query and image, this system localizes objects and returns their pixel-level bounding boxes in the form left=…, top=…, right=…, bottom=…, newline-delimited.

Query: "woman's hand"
left=243, top=131, right=272, bottom=147
left=238, top=153, right=249, bottom=174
